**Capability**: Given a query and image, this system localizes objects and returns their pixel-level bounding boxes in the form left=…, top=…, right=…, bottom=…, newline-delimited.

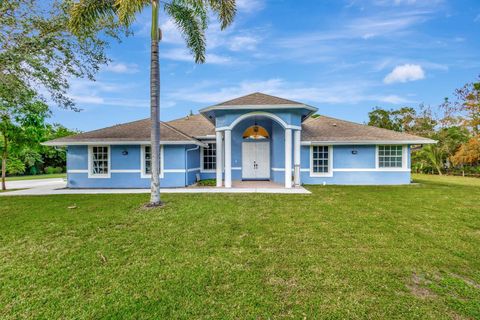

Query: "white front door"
left=242, top=141, right=270, bottom=180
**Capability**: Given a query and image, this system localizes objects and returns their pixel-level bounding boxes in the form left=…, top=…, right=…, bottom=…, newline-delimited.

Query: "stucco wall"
left=66, top=144, right=189, bottom=188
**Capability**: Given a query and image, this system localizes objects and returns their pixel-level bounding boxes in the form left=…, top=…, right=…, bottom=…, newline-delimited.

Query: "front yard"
left=1, top=174, right=479, bottom=319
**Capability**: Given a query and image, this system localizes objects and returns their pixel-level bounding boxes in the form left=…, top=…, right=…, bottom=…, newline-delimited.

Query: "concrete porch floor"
left=231, top=180, right=284, bottom=188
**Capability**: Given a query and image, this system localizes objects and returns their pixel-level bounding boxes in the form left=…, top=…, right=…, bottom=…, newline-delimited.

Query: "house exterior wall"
left=66, top=144, right=192, bottom=188
left=64, top=107, right=414, bottom=188
left=299, top=144, right=411, bottom=185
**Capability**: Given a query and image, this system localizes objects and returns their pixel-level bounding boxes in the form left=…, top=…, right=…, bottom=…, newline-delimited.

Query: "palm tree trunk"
left=2, top=137, right=7, bottom=191
left=149, top=0, right=162, bottom=206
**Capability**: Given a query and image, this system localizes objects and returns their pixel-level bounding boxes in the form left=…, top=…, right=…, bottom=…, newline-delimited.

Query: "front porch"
left=212, top=111, right=303, bottom=189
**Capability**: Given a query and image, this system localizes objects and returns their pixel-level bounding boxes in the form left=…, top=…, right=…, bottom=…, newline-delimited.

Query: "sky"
left=51, top=0, right=480, bottom=131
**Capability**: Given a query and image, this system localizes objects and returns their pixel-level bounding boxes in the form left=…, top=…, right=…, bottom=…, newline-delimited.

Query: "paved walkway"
left=0, top=179, right=310, bottom=196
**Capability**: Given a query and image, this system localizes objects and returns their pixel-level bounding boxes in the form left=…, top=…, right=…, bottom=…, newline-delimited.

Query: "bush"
left=197, top=179, right=216, bottom=186
left=5, top=158, right=26, bottom=175
left=44, top=166, right=64, bottom=174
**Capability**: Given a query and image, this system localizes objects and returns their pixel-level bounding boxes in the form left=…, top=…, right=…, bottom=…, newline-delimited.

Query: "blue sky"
left=52, top=0, right=480, bottom=131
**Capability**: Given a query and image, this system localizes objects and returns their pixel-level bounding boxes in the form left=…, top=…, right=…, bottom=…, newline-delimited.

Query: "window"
left=141, top=145, right=163, bottom=178
left=310, top=145, right=332, bottom=176
left=378, top=145, right=404, bottom=168
left=89, top=146, right=110, bottom=178
left=242, top=125, right=269, bottom=140
left=144, top=145, right=152, bottom=174
left=201, top=143, right=216, bottom=171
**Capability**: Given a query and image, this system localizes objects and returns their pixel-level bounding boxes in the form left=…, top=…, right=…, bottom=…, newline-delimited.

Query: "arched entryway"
left=215, top=111, right=302, bottom=189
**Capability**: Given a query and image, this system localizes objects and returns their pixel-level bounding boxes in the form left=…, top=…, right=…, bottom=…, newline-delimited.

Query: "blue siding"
left=300, top=171, right=410, bottom=185
left=186, top=145, right=200, bottom=185
left=215, top=108, right=303, bottom=128
left=111, top=145, right=140, bottom=169
left=333, top=145, right=376, bottom=168
left=300, top=145, right=411, bottom=185
left=67, top=145, right=88, bottom=170
left=66, top=144, right=188, bottom=188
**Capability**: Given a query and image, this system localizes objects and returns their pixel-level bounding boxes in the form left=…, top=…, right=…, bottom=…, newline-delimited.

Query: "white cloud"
left=383, top=64, right=425, bottom=84
left=168, top=78, right=412, bottom=105
left=162, top=48, right=232, bottom=64
left=372, top=0, right=443, bottom=6
left=104, top=62, right=140, bottom=74
left=236, top=0, right=265, bottom=12
left=228, top=35, right=259, bottom=51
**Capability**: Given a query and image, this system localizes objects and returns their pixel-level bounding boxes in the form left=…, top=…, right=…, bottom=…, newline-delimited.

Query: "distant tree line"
left=368, top=76, right=480, bottom=177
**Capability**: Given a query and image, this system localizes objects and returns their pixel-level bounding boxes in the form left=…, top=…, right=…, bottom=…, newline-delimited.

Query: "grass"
left=0, top=174, right=479, bottom=319
left=5, top=173, right=66, bottom=181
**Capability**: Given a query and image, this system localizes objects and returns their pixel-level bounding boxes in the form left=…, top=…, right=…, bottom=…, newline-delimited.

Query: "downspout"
left=185, top=145, right=200, bottom=186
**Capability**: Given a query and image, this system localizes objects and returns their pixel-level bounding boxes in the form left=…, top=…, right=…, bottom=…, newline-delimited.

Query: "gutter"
left=185, top=145, right=200, bottom=186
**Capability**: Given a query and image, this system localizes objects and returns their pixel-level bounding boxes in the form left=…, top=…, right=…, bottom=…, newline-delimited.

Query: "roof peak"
left=214, top=92, right=304, bottom=106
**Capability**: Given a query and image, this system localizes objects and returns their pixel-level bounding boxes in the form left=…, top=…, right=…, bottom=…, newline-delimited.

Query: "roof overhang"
left=42, top=140, right=208, bottom=147
left=199, top=103, right=317, bottom=113
left=301, top=140, right=437, bottom=145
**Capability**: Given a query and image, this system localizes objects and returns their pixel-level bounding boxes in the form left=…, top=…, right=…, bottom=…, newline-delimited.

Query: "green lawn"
left=1, top=174, right=479, bottom=319
left=5, top=173, right=66, bottom=181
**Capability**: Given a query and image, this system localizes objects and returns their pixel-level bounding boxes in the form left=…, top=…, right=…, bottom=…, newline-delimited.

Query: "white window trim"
left=310, top=145, right=333, bottom=177
left=88, top=145, right=111, bottom=178
left=200, top=142, right=216, bottom=173
left=375, top=145, right=408, bottom=170
left=141, top=145, right=164, bottom=179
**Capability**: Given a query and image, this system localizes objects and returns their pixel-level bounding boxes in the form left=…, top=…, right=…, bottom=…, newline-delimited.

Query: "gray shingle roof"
left=43, top=119, right=204, bottom=146
left=214, top=92, right=304, bottom=106
left=167, top=114, right=215, bottom=137
left=301, top=115, right=436, bottom=143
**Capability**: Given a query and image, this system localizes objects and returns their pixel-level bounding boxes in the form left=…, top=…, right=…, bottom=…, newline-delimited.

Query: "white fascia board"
left=301, top=140, right=437, bottom=146
left=199, top=104, right=318, bottom=113
left=42, top=140, right=208, bottom=147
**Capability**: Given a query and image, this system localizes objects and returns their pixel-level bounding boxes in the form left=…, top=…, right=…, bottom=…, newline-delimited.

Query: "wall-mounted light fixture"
left=122, top=150, right=129, bottom=156
left=351, top=149, right=358, bottom=155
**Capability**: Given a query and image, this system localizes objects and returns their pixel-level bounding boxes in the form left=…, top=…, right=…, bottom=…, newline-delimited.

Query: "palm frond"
left=164, top=1, right=207, bottom=63
left=69, top=0, right=117, bottom=36
left=207, top=0, right=236, bottom=30
left=115, top=0, right=150, bottom=26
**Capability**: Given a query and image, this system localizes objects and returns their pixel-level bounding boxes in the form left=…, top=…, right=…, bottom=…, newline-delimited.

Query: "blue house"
left=44, top=93, right=435, bottom=188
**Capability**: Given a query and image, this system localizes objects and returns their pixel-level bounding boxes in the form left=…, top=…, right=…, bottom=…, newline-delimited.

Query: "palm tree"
left=69, top=0, right=236, bottom=206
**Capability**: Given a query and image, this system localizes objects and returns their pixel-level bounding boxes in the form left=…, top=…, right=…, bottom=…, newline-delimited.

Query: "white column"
left=293, top=129, right=301, bottom=187
left=284, top=128, right=292, bottom=188
left=215, top=130, right=223, bottom=187
left=224, top=129, right=232, bottom=188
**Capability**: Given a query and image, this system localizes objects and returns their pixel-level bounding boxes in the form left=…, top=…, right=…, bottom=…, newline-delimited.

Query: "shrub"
left=44, top=166, right=64, bottom=174
left=197, top=179, right=216, bottom=186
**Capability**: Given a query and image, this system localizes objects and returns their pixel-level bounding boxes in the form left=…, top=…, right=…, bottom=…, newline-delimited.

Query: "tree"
left=368, top=107, right=417, bottom=132
left=1, top=0, right=125, bottom=110
left=0, top=86, right=50, bottom=190
left=440, top=76, right=480, bottom=135
left=69, top=0, right=236, bottom=206
left=451, top=136, right=480, bottom=167
left=412, top=126, right=469, bottom=175
left=39, top=124, right=79, bottom=173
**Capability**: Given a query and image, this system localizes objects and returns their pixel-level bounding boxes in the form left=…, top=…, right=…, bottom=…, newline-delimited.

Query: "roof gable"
left=214, top=92, right=304, bottom=106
